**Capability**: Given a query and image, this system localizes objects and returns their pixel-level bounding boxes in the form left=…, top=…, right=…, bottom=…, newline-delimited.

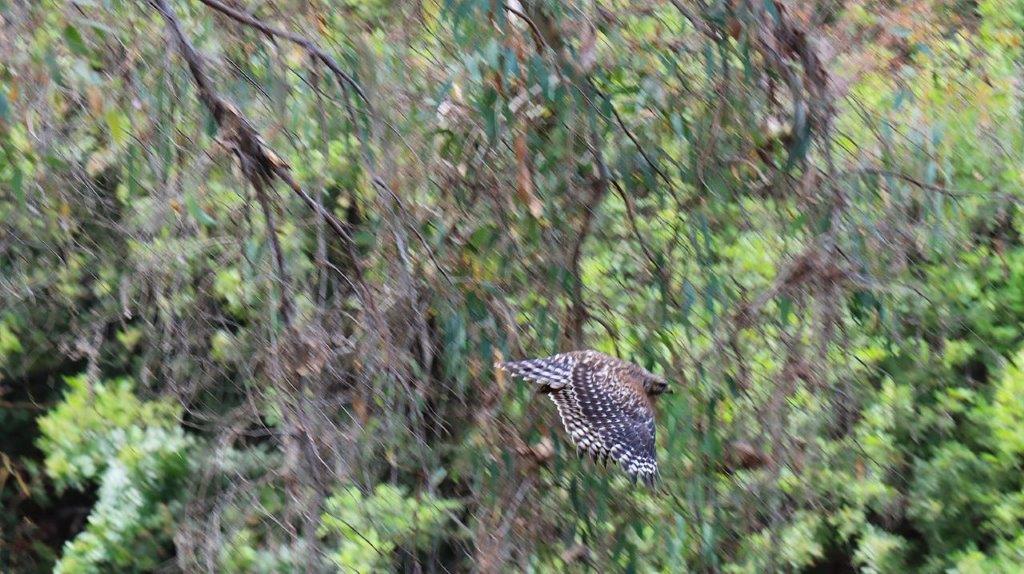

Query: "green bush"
left=37, top=376, right=193, bottom=574
left=317, top=484, right=461, bottom=572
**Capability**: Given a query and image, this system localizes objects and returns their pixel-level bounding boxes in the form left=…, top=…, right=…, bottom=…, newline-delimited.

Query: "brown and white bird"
left=496, top=350, right=670, bottom=486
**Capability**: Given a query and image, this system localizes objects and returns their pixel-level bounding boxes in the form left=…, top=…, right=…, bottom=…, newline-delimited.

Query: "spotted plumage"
left=496, top=350, right=669, bottom=486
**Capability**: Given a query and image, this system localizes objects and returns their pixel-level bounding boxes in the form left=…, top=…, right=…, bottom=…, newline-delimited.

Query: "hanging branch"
left=252, top=177, right=295, bottom=325
left=567, top=120, right=611, bottom=347
left=195, top=0, right=370, bottom=108
left=198, top=0, right=458, bottom=294
left=148, top=0, right=375, bottom=314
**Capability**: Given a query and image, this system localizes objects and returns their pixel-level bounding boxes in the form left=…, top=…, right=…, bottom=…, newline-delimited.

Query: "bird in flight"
left=496, top=350, right=670, bottom=486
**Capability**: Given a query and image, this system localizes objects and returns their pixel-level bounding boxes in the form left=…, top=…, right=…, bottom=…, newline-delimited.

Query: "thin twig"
left=252, top=177, right=294, bottom=325
left=196, top=0, right=370, bottom=107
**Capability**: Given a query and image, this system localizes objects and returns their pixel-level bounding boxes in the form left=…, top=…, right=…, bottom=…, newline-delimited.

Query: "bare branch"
left=148, top=0, right=376, bottom=311
left=195, top=0, right=370, bottom=107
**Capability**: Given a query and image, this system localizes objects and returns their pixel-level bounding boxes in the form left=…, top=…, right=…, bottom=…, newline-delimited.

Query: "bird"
left=496, top=350, right=670, bottom=486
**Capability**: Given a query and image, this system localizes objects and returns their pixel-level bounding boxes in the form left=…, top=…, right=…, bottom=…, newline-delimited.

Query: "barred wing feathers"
left=497, top=351, right=659, bottom=486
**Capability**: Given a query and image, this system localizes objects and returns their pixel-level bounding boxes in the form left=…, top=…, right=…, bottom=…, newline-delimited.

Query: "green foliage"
left=853, top=525, right=910, bottom=574
left=218, top=528, right=306, bottom=574
left=981, top=350, right=1024, bottom=458
left=317, top=484, right=461, bottom=572
left=36, top=376, right=193, bottom=573
left=0, top=321, right=23, bottom=363
left=2, top=0, right=1024, bottom=571
left=910, top=443, right=994, bottom=558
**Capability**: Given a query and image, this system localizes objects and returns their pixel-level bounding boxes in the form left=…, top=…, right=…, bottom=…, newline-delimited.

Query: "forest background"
left=3, top=0, right=1024, bottom=572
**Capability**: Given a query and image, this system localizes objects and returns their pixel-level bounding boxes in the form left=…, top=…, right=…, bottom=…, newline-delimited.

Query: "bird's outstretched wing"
left=497, top=352, right=658, bottom=485
left=496, top=354, right=576, bottom=393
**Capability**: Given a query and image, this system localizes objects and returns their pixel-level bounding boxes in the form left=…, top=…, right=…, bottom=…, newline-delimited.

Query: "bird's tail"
left=622, top=456, right=659, bottom=488
left=495, top=355, right=575, bottom=392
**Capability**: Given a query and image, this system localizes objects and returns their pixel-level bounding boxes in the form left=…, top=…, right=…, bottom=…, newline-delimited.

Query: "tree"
left=2, top=0, right=1023, bottom=571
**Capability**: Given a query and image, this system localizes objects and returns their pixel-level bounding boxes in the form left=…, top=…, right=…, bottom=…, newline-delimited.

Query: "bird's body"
left=496, top=350, right=668, bottom=486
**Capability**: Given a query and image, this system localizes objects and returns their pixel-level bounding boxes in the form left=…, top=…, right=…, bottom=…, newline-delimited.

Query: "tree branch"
left=195, top=0, right=370, bottom=107
left=149, top=0, right=376, bottom=313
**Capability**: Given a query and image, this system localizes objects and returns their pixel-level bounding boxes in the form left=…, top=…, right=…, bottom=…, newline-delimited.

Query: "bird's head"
left=644, top=373, right=672, bottom=396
